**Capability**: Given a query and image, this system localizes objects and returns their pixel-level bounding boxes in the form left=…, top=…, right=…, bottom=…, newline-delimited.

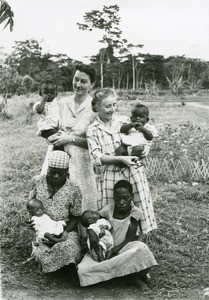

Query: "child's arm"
left=120, top=122, right=134, bottom=134
left=34, top=96, right=48, bottom=114
left=44, top=232, right=62, bottom=243
left=135, top=124, right=153, bottom=141
left=105, top=217, right=138, bottom=260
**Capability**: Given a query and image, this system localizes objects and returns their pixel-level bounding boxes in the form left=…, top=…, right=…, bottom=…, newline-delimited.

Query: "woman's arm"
left=105, top=217, right=139, bottom=260
left=101, top=154, right=138, bottom=167
left=48, top=132, right=88, bottom=149
left=65, top=214, right=80, bottom=232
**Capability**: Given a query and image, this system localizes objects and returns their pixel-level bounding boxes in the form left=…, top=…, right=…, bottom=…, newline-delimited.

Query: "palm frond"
left=0, top=0, right=14, bottom=31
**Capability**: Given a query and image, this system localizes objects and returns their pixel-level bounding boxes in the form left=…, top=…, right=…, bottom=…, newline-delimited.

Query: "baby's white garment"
left=31, top=214, right=66, bottom=239
left=121, top=123, right=158, bottom=156
left=88, top=218, right=114, bottom=251
left=33, top=99, right=60, bottom=136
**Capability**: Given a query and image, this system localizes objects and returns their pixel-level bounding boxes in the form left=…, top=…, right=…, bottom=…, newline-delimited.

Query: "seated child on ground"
left=115, top=103, right=158, bottom=159
left=26, top=198, right=66, bottom=243
left=80, top=210, right=114, bottom=262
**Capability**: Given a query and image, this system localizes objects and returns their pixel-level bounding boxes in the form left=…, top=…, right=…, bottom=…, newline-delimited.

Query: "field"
left=1, top=93, right=209, bottom=300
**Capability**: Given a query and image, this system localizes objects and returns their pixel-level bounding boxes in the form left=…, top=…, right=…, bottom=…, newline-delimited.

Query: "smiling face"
left=73, top=70, right=93, bottom=98
left=97, top=95, right=117, bottom=123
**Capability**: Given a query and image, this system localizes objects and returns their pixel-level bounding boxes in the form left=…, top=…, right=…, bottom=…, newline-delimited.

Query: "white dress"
left=41, top=94, right=98, bottom=212
left=77, top=204, right=157, bottom=286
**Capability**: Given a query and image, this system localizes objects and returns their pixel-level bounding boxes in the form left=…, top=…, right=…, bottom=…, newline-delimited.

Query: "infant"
left=80, top=210, right=114, bottom=262
left=26, top=198, right=66, bottom=243
left=116, top=103, right=158, bottom=159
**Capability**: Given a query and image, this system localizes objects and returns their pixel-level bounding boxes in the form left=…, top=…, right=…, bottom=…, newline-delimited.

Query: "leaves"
left=0, top=0, right=14, bottom=31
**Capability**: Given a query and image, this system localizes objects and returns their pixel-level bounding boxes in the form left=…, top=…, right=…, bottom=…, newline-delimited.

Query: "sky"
left=1, top=0, right=209, bottom=63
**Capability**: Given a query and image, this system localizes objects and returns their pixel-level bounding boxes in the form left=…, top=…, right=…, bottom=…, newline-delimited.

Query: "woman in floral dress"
left=28, top=151, right=83, bottom=273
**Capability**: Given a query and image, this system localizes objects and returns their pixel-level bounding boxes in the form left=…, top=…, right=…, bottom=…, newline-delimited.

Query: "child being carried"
left=80, top=210, right=114, bottom=262
left=27, top=198, right=66, bottom=244
left=116, top=103, right=158, bottom=159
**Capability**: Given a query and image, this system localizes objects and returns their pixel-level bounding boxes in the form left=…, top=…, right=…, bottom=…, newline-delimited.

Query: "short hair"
left=75, top=64, right=96, bottom=84
left=131, top=103, right=149, bottom=116
left=113, top=180, right=133, bottom=195
left=80, top=210, right=91, bottom=228
left=91, top=88, right=117, bottom=112
left=26, top=198, right=44, bottom=210
left=39, top=79, right=58, bottom=96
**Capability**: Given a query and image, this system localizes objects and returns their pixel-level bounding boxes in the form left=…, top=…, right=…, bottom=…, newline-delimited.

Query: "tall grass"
left=1, top=93, right=209, bottom=298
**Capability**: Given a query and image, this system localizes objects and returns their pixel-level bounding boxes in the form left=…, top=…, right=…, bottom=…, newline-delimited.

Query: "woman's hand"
left=47, top=132, right=74, bottom=147
left=119, top=156, right=139, bottom=167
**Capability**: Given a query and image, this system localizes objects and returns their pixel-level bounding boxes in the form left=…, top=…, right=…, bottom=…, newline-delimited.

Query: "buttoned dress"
left=86, top=114, right=157, bottom=234
left=41, top=94, right=98, bottom=212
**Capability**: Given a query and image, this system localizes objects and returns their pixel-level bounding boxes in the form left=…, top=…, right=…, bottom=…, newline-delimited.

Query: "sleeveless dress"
left=77, top=204, right=157, bottom=286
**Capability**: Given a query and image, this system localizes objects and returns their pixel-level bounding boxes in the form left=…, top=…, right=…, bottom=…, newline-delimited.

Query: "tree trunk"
left=132, top=55, right=135, bottom=91
left=100, top=61, right=104, bottom=88
left=126, top=73, right=129, bottom=90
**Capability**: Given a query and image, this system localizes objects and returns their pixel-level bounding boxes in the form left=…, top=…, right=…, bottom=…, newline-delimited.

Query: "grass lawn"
left=1, top=93, right=209, bottom=300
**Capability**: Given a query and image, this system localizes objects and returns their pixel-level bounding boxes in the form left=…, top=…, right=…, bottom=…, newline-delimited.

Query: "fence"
left=144, top=157, right=209, bottom=182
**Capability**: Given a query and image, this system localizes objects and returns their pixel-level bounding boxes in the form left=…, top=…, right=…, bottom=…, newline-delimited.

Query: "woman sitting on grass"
left=27, top=150, right=83, bottom=273
left=77, top=180, right=158, bottom=288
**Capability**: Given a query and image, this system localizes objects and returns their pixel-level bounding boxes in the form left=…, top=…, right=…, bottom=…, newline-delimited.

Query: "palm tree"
left=0, top=0, right=14, bottom=31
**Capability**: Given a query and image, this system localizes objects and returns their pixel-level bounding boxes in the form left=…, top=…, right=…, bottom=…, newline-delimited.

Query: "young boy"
left=27, top=198, right=66, bottom=244
left=80, top=210, right=114, bottom=262
left=116, top=103, right=158, bottom=158
left=33, top=80, right=65, bottom=151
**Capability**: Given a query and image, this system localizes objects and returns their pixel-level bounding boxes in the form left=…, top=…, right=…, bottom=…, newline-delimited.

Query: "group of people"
left=26, top=64, right=158, bottom=288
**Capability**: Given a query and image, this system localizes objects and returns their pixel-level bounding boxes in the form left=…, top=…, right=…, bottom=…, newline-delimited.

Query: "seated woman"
left=77, top=180, right=158, bottom=288
left=28, top=150, right=83, bottom=273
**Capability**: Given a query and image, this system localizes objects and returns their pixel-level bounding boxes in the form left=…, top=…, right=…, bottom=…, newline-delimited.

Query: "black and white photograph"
left=1, top=0, right=209, bottom=299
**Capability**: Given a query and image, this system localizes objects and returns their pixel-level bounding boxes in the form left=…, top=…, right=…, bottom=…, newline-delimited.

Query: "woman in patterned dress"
left=86, top=88, right=157, bottom=234
left=28, top=151, right=83, bottom=273
left=41, top=64, right=98, bottom=212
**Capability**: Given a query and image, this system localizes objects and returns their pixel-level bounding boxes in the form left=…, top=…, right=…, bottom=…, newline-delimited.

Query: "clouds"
left=1, top=0, right=209, bottom=62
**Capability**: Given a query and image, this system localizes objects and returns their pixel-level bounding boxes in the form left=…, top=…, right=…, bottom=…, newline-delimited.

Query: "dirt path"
left=186, top=102, right=209, bottom=109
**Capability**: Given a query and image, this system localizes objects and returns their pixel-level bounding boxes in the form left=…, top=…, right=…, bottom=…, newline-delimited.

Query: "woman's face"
left=114, top=187, right=132, bottom=213
left=98, top=95, right=117, bottom=123
left=73, top=70, right=93, bottom=97
left=47, top=167, right=68, bottom=187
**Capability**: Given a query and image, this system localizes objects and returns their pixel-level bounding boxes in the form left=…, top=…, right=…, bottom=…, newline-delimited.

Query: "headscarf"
left=48, top=151, right=70, bottom=169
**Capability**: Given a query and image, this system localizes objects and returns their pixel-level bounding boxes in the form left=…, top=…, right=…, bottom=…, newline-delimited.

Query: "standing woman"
left=42, top=65, right=98, bottom=212
left=86, top=88, right=157, bottom=234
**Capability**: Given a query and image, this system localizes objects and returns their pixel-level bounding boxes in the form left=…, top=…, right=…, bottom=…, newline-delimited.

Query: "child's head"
left=39, top=80, right=58, bottom=102
left=130, top=104, right=149, bottom=125
left=26, top=199, right=45, bottom=217
left=80, top=210, right=101, bottom=228
left=113, top=180, right=133, bottom=213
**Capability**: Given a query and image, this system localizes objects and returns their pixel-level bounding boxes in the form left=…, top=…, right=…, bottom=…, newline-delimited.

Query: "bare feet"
left=132, top=275, right=149, bottom=291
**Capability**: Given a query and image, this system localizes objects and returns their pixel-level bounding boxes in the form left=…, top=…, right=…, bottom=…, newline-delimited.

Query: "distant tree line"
left=1, top=4, right=209, bottom=97
left=0, top=38, right=209, bottom=97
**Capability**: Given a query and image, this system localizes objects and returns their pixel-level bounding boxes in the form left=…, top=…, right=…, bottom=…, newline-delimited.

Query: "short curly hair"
left=75, top=64, right=96, bottom=84
left=91, top=88, right=117, bottom=113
